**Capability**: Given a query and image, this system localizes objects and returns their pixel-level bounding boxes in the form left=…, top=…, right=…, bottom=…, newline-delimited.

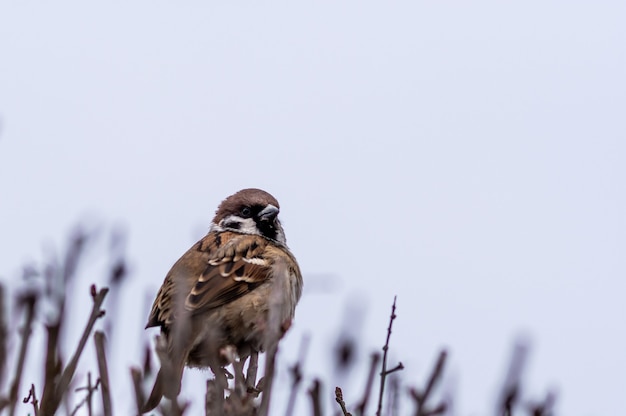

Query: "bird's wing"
left=186, top=233, right=273, bottom=313
left=145, top=232, right=272, bottom=330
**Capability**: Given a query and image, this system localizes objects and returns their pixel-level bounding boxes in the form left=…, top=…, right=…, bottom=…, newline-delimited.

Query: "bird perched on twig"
left=142, top=188, right=303, bottom=412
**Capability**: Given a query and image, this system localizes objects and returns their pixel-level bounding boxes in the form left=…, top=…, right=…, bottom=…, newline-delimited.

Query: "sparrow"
left=142, top=188, right=303, bottom=412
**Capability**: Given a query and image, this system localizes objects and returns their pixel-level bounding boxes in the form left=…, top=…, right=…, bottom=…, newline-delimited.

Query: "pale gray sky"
left=1, top=1, right=625, bottom=415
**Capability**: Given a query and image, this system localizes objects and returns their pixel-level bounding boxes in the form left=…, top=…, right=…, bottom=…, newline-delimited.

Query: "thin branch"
left=8, top=293, right=37, bottom=416
left=130, top=367, right=144, bottom=416
left=259, top=261, right=290, bottom=416
left=232, top=359, right=247, bottom=398
left=245, top=352, right=259, bottom=393
left=0, top=284, right=7, bottom=388
left=307, top=379, right=323, bottom=416
left=496, top=340, right=529, bottom=416
left=335, top=387, right=352, bottom=416
left=40, top=261, right=63, bottom=414
left=528, top=390, right=557, bottom=416
left=258, top=340, right=279, bottom=416
left=40, top=285, right=108, bottom=415
left=70, top=373, right=100, bottom=416
left=385, top=362, right=405, bottom=376
left=386, top=375, right=401, bottom=416
left=356, top=352, right=381, bottom=416
left=376, top=296, right=401, bottom=416
left=409, top=350, right=448, bottom=416
left=94, top=331, right=113, bottom=416
left=285, top=334, right=310, bottom=416
left=22, top=384, right=40, bottom=416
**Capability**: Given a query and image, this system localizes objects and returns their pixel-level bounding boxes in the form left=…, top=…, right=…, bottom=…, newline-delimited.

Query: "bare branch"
left=8, top=293, right=37, bottom=416
left=409, top=350, right=448, bottom=416
left=307, top=379, right=323, bottom=416
left=40, top=285, right=108, bottom=415
left=0, top=284, right=7, bottom=388
left=376, top=296, right=401, bottom=416
left=496, top=340, right=529, bottom=416
left=130, top=367, right=145, bottom=416
left=22, top=384, right=39, bottom=416
left=356, top=352, right=381, bottom=416
left=245, top=352, right=259, bottom=393
left=70, top=373, right=99, bottom=416
left=335, top=387, right=352, bottom=416
left=528, top=390, right=557, bottom=416
left=285, top=334, right=310, bottom=416
left=94, top=331, right=112, bottom=416
left=259, top=260, right=290, bottom=416
left=385, top=362, right=404, bottom=376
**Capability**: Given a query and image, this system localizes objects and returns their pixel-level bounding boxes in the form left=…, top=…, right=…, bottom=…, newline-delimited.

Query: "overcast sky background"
left=1, top=1, right=625, bottom=415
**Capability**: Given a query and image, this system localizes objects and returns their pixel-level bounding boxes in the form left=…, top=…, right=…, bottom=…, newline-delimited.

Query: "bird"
left=142, top=188, right=303, bottom=412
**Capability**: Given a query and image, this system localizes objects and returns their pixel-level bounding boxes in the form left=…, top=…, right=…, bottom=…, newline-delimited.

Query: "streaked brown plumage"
left=142, top=189, right=303, bottom=412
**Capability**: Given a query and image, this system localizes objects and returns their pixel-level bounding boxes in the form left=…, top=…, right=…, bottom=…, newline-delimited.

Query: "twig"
left=40, top=261, right=63, bottom=414
left=94, top=331, right=113, bottom=416
left=307, top=379, right=323, bottom=416
left=528, top=390, right=557, bottom=416
left=245, top=352, right=259, bottom=393
left=285, top=334, right=310, bottom=416
left=385, top=362, right=405, bottom=376
left=40, top=285, right=108, bottom=415
left=0, top=284, right=7, bottom=388
left=376, top=296, right=402, bottom=416
left=8, top=293, right=37, bottom=416
left=22, top=384, right=40, bottom=416
left=259, top=261, right=290, bottom=416
left=232, top=359, right=247, bottom=398
left=130, top=367, right=145, bottom=416
left=258, top=340, right=279, bottom=416
left=386, top=376, right=400, bottom=416
left=409, top=350, right=448, bottom=416
left=70, top=373, right=100, bottom=416
left=335, top=387, right=352, bottom=416
left=356, top=352, right=381, bottom=416
left=496, top=340, right=529, bottom=416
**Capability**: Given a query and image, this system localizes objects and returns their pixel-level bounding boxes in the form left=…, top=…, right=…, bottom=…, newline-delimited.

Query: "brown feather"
left=146, top=232, right=278, bottom=330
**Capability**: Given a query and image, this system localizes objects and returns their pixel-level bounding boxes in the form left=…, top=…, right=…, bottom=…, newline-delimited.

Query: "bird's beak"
left=259, top=204, right=279, bottom=221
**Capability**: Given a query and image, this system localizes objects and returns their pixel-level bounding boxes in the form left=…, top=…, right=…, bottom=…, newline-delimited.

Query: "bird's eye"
left=240, top=207, right=252, bottom=218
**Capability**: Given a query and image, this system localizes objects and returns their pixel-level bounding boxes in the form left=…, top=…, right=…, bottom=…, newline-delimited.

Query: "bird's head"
left=211, top=188, right=287, bottom=244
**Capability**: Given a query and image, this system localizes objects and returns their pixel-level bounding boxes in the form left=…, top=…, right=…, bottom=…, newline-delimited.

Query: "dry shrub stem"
left=285, top=335, right=310, bottom=416
left=94, top=331, right=113, bottom=416
left=40, top=285, right=108, bottom=415
left=70, top=372, right=100, bottom=416
left=356, top=352, right=381, bottom=416
left=307, top=379, right=323, bottom=416
left=376, top=296, right=403, bottom=416
left=258, top=340, right=278, bottom=416
left=22, top=383, right=40, bottom=416
left=409, top=350, right=447, bottom=416
left=497, top=340, right=529, bottom=416
left=335, top=387, right=352, bottom=416
left=245, top=352, right=259, bottom=392
left=130, top=367, right=145, bottom=416
left=1, top=227, right=561, bottom=416
left=8, top=293, right=36, bottom=416
left=0, top=285, right=7, bottom=389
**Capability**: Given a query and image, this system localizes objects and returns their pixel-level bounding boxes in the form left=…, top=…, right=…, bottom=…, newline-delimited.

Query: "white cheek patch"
left=237, top=218, right=261, bottom=234
left=218, top=216, right=259, bottom=235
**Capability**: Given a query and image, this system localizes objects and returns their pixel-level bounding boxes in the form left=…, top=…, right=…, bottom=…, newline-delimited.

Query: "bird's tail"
left=141, top=368, right=164, bottom=413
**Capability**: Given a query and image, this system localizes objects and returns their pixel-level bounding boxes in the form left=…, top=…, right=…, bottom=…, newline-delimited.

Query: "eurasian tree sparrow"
left=142, top=188, right=303, bottom=412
